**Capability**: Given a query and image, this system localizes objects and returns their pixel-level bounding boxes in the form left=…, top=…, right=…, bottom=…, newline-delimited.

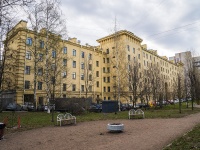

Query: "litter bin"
left=0, top=122, right=6, bottom=140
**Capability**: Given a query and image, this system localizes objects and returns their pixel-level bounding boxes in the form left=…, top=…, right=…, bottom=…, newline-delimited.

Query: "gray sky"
left=61, top=0, right=200, bottom=58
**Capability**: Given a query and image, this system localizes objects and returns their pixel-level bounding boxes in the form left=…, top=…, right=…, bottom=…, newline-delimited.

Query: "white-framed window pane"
left=81, top=62, right=84, bottom=69
left=73, top=49, right=76, bottom=56
left=25, top=80, right=30, bottom=89
left=26, top=51, right=31, bottom=59
left=72, top=72, right=76, bottom=79
left=81, top=51, right=84, bottom=58
left=73, top=61, right=76, bottom=68
left=63, top=47, right=67, bottom=54
left=25, top=66, right=31, bottom=74
left=52, top=50, right=56, bottom=58
left=26, top=37, right=32, bottom=45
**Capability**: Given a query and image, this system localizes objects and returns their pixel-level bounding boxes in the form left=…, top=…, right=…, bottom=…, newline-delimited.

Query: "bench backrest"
left=135, top=109, right=144, bottom=114
left=64, top=113, right=73, bottom=119
left=57, top=114, right=65, bottom=120
left=129, top=109, right=136, bottom=115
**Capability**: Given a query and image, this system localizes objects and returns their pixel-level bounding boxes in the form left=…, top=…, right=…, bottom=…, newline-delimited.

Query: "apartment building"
left=2, top=20, right=184, bottom=105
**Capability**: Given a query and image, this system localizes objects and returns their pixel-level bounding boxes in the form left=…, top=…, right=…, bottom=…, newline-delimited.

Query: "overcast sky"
left=60, top=0, right=200, bottom=58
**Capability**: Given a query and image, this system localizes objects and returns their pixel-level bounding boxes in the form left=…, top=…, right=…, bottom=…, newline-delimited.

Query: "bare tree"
left=185, top=51, right=196, bottom=110
left=38, top=0, right=66, bottom=112
left=127, top=58, right=141, bottom=108
left=82, top=54, right=95, bottom=99
left=0, top=0, right=34, bottom=91
left=149, top=63, right=162, bottom=106
left=142, top=68, right=152, bottom=107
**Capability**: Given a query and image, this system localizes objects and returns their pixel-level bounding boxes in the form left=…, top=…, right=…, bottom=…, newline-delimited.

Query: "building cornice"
left=96, top=30, right=143, bottom=43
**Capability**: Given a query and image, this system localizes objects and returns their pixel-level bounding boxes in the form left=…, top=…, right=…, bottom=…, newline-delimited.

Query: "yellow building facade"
left=2, top=20, right=184, bottom=105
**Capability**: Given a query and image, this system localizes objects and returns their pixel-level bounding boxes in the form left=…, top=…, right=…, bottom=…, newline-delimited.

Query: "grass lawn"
left=0, top=102, right=199, bottom=148
left=163, top=124, right=200, bottom=150
left=0, top=102, right=199, bottom=131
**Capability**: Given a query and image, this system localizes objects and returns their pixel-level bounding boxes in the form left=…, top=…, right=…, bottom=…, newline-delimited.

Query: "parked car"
left=22, top=102, right=35, bottom=111
left=88, top=104, right=102, bottom=112
left=120, top=103, right=132, bottom=111
left=37, top=105, right=48, bottom=111
left=136, top=103, right=150, bottom=109
left=6, top=103, right=22, bottom=111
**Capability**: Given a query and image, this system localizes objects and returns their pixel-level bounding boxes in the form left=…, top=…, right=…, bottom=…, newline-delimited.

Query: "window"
left=103, top=77, right=106, bottom=82
left=38, top=53, right=43, bottom=61
left=81, top=74, right=84, bottom=80
left=72, top=72, right=76, bottom=79
left=25, top=81, right=30, bottom=89
left=107, top=58, right=110, bottom=63
left=96, top=81, right=99, bottom=87
left=127, top=45, right=130, bottom=51
left=26, top=51, right=31, bottom=60
left=72, top=61, right=76, bottom=68
left=63, top=84, right=66, bottom=91
left=128, top=55, right=130, bottom=61
left=107, top=67, right=110, bottom=73
left=38, top=68, right=43, bottom=76
left=51, top=63, right=56, bottom=71
left=103, top=58, right=105, bottom=63
left=89, top=86, right=92, bottom=92
left=96, top=71, right=99, bottom=77
left=108, top=97, right=111, bottom=100
left=89, top=64, right=92, bottom=70
left=139, top=63, right=141, bottom=68
left=72, top=84, right=76, bottom=91
left=133, top=48, right=135, bottom=53
left=144, top=60, right=146, bottom=66
left=130, top=96, right=132, bottom=101
left=63, top=47, right=67, bottom=54
left=104, top=87, right=106, bottom=92
left=38, top=82, right=43, bottom=90
left=25, top=66, right=30, bottom=74
left=106, top=49, right=109, bottom=54
left=88, top=53, right=92, bottom=60
left=26, top=37, right=32, bottom=45
left=96, top=61, right=99, bottom=67
left=81, top=62, right=84, bottom=69
left=89, top=74, right=92, bottom=81
left=63, top=94, right=66, bottom=98
left=103, top=67, right=106, bottom=73
left=108, top=86, right=110, bottom=92
left=52, top=50, right=56, bottom=58
left=146, top=54, right=148, bottom=59
left=107, top=77, right=110, bottom=83
left=62, top=71, right=67, bottom=78
left=81, top=85, right=84, bottom=92
left=138, top=54, right=140, bottom=59
left=63, top=59, right=67, bottom=66
left=40, top=41, right=44, bottom=48
left=143, top=52, right=145, bottom=58
left=81, top=51, right=84, bottom=58
left=73, top=49, right=76, bottom=56
left=134, top=57, right=136, bottom=62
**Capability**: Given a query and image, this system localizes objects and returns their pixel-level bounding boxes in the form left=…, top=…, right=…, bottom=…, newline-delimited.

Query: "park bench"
left=129, top=109, right=145, bottom=119
left=57, top=113, right=76, bottom=126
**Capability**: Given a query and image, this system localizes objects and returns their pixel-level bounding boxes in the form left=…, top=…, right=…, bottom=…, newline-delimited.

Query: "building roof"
left=96, top=30, right=143, bottom=43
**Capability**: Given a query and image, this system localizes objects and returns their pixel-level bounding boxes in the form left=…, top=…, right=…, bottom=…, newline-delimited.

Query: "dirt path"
left=1, top=112, right=200, bottom=150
